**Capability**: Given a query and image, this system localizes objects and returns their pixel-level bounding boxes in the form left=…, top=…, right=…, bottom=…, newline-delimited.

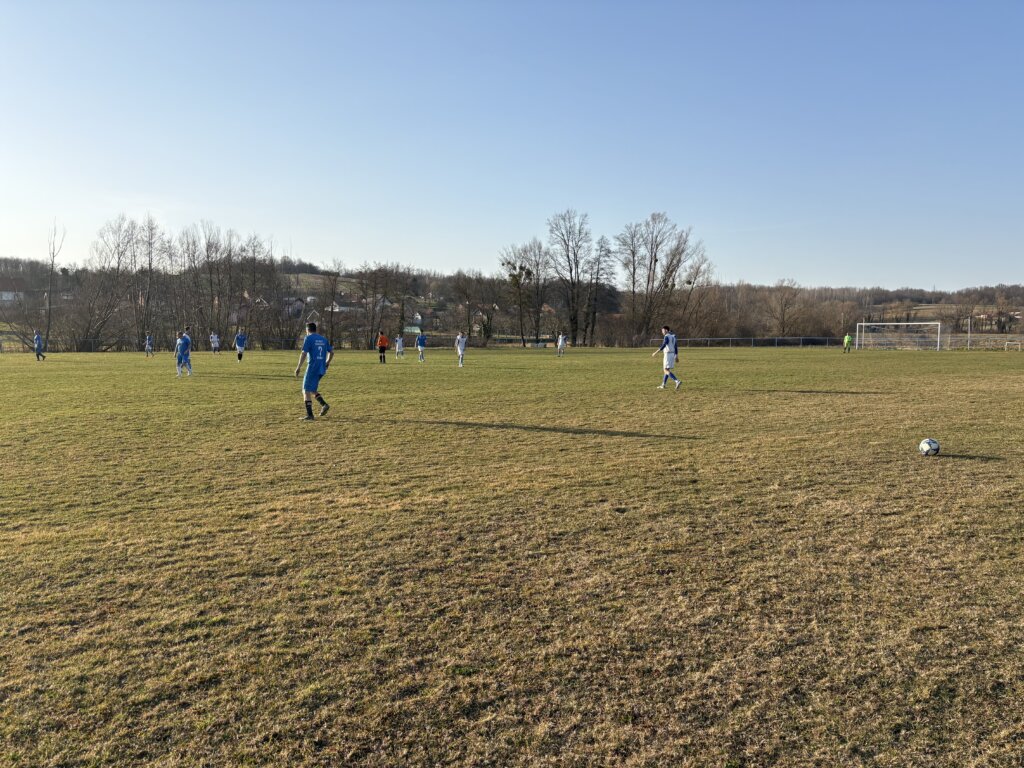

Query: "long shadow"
left=372, top=417, right=697, bottom=440
left=938, top=454, right=1004, bottom=462
left=742, top=389, right=887, bottom=395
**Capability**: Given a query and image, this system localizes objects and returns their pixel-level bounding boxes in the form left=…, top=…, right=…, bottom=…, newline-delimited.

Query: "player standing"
left=144, top=331, right=154, bottom=357
left=210, top=332, right=221, bottom=354
left=843, top=333, right=853, bottom=353
left=651, top=325, right=681, bottom=390
left=294, top=321, right=333, bottom=421
left=416, top=332, right=427, bottom=362
left=455, top=331, right=467, bottom=367
left=234, top=329, right=247, bottom=361
left=394, top=333, right=405, bottom=360
left=174, top=331, right=192, bottom=377
left=376, top=330, right=389, bottom=364
left=33, top=329, right=45, bottom=361
left=556, top=332, right=567, bottom=357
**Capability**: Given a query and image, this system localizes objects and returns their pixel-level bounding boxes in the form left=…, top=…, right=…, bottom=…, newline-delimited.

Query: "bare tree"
left=522, top=238, right=551, bottom=344
left=62, top=216, right=132, bottom=351
left=765, top=279, right=802, bottom=336
left=582, top=235, right=612, bottom=346
left=43, top=222, right=66, bottom=350
left=500, top=244, right=530, bottom=347
left=547, top=209, right=592, bottom=344
left=615, top=212, right=703, bottom=345
left=451, top=270, right=478, bottom=337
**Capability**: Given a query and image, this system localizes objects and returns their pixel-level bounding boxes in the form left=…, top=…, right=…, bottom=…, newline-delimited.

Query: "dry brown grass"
left=1, top=348, right=1022, bottom=766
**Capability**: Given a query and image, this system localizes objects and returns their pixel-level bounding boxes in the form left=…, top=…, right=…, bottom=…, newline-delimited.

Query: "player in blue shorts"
left=294, top=321, right=334, bottom=420
left=416, top=332, right=427, bottom=362
left=234, top=329, right=247, bottom=362
left=33, top=329, right=45, bottom=361
left=174, top=331, right=192, bottom=377
left=144, top=331, right=154, bottom=357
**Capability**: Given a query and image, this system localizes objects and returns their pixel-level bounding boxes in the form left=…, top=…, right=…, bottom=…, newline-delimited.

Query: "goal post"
left=1006, top=341, right=1022, bottom=351
left=855, top=322, right=942, bottom=351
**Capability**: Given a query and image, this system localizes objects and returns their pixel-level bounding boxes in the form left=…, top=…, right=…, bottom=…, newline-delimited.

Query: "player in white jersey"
left=454, top=332, right=467, bottom=367
left=394, top=334, right=405, bottom=360
left=210, top=332, right=221, bottom=354
left=556, top=333, right=567, bottom=357
left=651, top=325, right=681, bottom=390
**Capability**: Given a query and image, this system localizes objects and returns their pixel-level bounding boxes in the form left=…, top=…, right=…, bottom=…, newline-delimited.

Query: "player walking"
left=234, top=329, right=247, bottom=361
left=416, top=332, right=427, bottom=362
left=174, top=331, right=192, bottom=377
left=294, top=321, right=333, bottom=421
left=33, top=330, right=45, bottom=361
left=394, top=334, right=405, bottom=360
left=843, top=333, right=853, bottom=353
left=556, top=333, right=567, bottom=357
left=455, top=331, right=467, bottom=367
left=652, top=325, right=681, bottom=390
left=144, top=331, right=154, bottom=357
left=210, top=332, right=221, bottom=354
left=376, top=331, right=389, bottom=364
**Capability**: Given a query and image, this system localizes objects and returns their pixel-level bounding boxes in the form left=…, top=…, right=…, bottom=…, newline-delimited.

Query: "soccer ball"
left=918, top=438, right=940, bottom=456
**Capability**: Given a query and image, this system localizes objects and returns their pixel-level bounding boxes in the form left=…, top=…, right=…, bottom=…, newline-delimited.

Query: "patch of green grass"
left=1, top=348, right=1023, bottom=766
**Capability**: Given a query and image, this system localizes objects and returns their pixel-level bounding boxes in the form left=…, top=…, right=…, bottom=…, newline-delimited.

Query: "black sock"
left=237, top=352, right=242, bottom=360
left=314, top=394, right=327, bottom=406
left=305, top=401, right=314, bottom=418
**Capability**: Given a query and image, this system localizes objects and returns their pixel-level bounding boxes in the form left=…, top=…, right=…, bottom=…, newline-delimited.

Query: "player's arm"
left=325, top=349, right=334, bottom=368
left=294, top=350, right=307, bottom=377
left=651, top=340, right=666, bottom=357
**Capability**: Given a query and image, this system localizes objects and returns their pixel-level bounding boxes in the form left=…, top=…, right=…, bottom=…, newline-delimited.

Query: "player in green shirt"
left=843, top=333, right=853, bottom=353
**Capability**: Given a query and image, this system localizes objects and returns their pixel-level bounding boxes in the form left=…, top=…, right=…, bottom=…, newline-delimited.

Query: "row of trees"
left=1, top=211, right=1020, bottom=352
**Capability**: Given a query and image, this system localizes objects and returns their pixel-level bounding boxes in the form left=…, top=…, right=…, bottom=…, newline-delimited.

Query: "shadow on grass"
left=376, top=417, right=697, bottom=440
left=743, top=389, right=887, bottom=395
left=938, top=454, right=1004, bottom=462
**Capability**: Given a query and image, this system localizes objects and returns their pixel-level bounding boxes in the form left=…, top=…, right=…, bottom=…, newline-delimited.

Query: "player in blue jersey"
left=294, top=321, right=334, bottom=420
left=416, top=332, right=427, bottom=362
left=174, top=331, right=192, bottom=377
left=33, top=330, right=45, bottom=361
left=144, top=331, right=154, bottom=357
left=234, top=330, right=247, bottom=362
left=651, top=325, right=681, bottom=390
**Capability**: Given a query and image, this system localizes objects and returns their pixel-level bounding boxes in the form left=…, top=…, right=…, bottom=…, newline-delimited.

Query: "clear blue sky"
left=1, top=0, right=1021, bottom=289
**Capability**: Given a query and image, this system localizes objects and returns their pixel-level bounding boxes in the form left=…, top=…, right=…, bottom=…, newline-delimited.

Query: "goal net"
left=855, top=322, right=942, bottom=351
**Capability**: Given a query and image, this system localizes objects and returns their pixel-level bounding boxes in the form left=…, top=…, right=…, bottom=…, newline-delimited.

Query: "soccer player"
left=210, top=332, right=221, bottom=354
left=234, top=329, right=247, bottom=361
left=33, top=329, right=45, bottom=361
left=376, top=330, right=389, bottom=364
left=394, top=334, right=405, bottom=360
left=556, top=332, right=567, bottom=357
left=843, top=333, right=853, bottom=353
left=455, top=331, right=467, bottom=367
left=651, top=325, right=681, bottom=390
left=174, top=331, right=192, bottom=377
left=416, top=332, right=427, bottom=362
left=294, top=321, right=333, bottom=421
left=144, top=331, right=154, bottom=357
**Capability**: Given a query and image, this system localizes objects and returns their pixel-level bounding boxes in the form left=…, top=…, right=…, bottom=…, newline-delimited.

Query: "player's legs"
left=418, top=347, right=424, bottom=362
left=301, top=372, right=326, bottom=419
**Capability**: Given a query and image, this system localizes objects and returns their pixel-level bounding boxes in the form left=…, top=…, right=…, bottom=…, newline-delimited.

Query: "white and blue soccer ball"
left=918, top=438, right=940, bottom=456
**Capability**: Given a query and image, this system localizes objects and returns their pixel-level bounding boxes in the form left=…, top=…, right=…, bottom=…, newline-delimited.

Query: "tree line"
left=0, top=211, right=1020, bottom=352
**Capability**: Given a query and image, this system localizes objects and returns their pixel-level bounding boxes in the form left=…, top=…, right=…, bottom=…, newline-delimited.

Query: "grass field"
left=2, top=347, right=1023, bottom=767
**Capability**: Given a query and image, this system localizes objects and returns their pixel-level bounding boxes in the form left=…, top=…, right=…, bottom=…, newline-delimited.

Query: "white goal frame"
left=855, top=322, right=942, bottom=351
left=1006, top=341, right=1022, bottom=351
